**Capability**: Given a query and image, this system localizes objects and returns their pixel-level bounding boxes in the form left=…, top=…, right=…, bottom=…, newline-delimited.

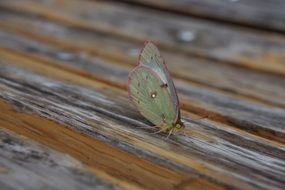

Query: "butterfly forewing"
left=129, top=66, right=177, bottom=127
left=139, top=42, right=180, bottom=120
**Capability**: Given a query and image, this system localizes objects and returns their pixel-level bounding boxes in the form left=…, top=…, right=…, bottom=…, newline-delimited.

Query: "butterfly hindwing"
left=139, top=42, right=180, bottom=121
left=128, top=66, right=177, bottom=127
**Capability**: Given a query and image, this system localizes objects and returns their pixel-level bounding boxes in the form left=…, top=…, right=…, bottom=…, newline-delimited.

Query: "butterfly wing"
left=128, top=66, right=177, bottom=127
left=138, top=42, right=180, bottom=121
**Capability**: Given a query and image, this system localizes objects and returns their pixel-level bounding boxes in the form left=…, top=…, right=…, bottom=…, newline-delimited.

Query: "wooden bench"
left=0, top=0, right=285, bottom=189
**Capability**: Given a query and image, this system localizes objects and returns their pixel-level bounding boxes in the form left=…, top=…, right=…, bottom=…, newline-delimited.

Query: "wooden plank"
left=0, top=129, right=119, bottom=190
left=0, top=18, right=285, bottom=144
left=0, top=70, right=231, bottom=190
left=0, top=100, right=226, bottom=190
left=123, top=0, right=285, bottom=33
left=0, top=1, right=285, bottom=189
left=0, top=12, right=285, bottom=109
left=0, top=55, right=285, bottom=189
left=1, top=0, right=285, bottom=76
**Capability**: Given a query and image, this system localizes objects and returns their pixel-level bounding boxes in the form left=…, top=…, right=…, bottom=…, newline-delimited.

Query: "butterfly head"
left=174, top=121, right=185, bottom=131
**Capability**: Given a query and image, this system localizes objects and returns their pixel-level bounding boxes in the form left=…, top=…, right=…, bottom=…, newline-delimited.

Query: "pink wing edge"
left=128, top=41, right=181, bottom=123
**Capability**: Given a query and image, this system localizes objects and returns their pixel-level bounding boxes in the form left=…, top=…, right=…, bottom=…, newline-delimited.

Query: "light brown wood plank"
left=0, top=0, right=285, bottom=76
left=1, top=54, right=285, bottom=190
left=0, top=13, right=285, bottom=145
left=0, top=129, right=126, bottom=190
left=0, top=12, right=285, bottom=108
left=0, top=1, right=284, bottom=189
left=0, top=29, right=285, bottom=144
left=0, top=69, right=232, bottom=190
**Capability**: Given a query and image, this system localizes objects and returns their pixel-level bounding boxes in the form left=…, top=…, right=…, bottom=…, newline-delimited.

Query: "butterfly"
left=128, top=41, right=184, bottom=137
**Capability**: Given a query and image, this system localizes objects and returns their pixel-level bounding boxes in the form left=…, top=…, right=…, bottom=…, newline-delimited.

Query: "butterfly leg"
left=176, top=129, right=186, bottom=136
left=165, top=128, right=175, bottom=140
left=150, top=125, right=168, bottom=135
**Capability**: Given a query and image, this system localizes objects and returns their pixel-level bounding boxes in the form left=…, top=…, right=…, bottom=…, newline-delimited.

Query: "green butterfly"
left=128, top=42, right=184, bottom=137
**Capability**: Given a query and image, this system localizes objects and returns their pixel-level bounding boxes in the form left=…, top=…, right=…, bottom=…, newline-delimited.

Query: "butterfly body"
left=128, top=42, right=184, bottom=135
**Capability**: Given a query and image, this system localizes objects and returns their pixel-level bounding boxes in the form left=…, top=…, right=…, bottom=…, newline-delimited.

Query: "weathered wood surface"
left=0, top=129, right=118, bottom=190
left=0, top=10, right=284, bottom=108
left=0, top=0, right=285, bottom=190
left=123, top=0, right=285, bottom=33
left=1, top=0, right=285, bottom=75
left=1, top=57, right=285, bottom=190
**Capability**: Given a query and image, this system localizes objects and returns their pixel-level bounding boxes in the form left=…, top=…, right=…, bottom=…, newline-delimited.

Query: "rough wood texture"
left=1, top=0, right=285, bottom=75
left=0, top=0, right=285, bottom=190
left=1, top=56, right=285, bottom=190
left=0, top=129, right=118, bottom=190
left=0, top=12, right=285, bottom=108
left=123, top=0, right=285, bottom=33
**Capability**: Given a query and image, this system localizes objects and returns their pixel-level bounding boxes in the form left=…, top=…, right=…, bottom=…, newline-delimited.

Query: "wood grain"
left=0, top=0, right=285, bottom=189
left=0, top=129, right=120, bottom=190
left=0, top=13, right=284, bottom=108
left=1, top=0, right=285, bottom=76
left=0, top=57, right=285, bottom=190
left=122, top=0, right=285, bottom=33
left=0, top=31, right=285, bottom=144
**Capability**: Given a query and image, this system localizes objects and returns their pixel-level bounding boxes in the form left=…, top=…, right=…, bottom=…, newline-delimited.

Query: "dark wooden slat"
left=123, top=0, right=285, bottom=33
left=1, top=58, right=285, bottom=190
left=1, top=0, right=285, bottom=76
left=0, top=129, right=117, bottom=190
